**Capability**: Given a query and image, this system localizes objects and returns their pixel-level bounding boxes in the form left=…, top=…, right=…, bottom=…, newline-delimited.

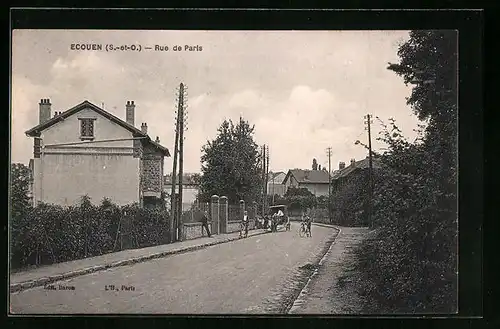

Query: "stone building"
left=25, top=99, right=170, bottom=207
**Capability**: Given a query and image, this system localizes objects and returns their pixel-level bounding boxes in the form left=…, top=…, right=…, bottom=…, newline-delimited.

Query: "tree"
left=352, top=30, right=458, bottom=313
left=387, top=30, right=457, bottom=202
left=283, top=187, right=317, bottom=211
left=200, top=117, right=262, bottom=204
left=312, top=158, right=318, bottom=170
left=10, top=163, right=32, bottom=220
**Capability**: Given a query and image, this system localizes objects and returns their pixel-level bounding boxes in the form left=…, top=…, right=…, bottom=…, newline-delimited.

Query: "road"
left=10, top=223, right=338, bottom=314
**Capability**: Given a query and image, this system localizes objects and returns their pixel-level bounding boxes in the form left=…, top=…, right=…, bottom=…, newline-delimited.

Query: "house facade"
left=283, top=168, right=330, bottom=197
left=267, top=171, right=286, bottom=196
left=25, top=99, right=170, bottom=207
left=163, top=173, right=200, bottom=211
left=330, top=157, right=382, bottom=192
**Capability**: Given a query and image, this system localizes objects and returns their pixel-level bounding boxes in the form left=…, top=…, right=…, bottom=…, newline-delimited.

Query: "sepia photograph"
left=9, top=27, right=459, bottom=315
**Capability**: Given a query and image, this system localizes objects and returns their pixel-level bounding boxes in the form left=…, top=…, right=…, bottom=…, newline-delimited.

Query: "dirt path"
left=289, top=226, right=370, bottom=314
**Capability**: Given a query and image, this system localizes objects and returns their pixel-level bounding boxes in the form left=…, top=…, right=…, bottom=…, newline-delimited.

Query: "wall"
left=301, top=183, right=330, bottom=197
left=41, top=107, right=135, bottom=148
left=182, top=221, right=212, bottom=240
left=141, top=144, right=164, bottom=198
left=35, top=153, right=140, bottom=206
left=182, top=220, right=259, bottom=240
left=32, top=106, right=141, bottom=206
left=283, top=174, right=299, bottom=194
left=163, top=185, right=199, bottom=206
left=267, top=182, right=286, bottom=196
left=227, top=220, right=256, bottom=234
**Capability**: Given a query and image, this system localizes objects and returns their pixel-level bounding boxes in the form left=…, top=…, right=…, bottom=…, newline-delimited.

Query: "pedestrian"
left=242, top=210, right=249, bottom=238
left=201, top=210, right=211, bottom=237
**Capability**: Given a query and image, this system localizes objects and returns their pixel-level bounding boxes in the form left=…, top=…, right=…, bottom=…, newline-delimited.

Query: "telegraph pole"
left=265, top=145, right=270, bottom=209
left=364, top=114, right=374, bottom=227
left=262, top=144, right=266, bottom=215
left=326, top=147, right=332, bottom=223
left=170, top=84, right=183, bottom=243
left=178, top=83, right=187, bottom=241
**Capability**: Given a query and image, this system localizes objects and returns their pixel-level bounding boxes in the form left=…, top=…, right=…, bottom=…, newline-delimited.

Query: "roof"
left=284, top=169, right=330, bottom=185
left=268, top=171, right=286, bottom=183
left=25, top=100, right=170, bottom=156
left=331, top=157, right=382, bottom=180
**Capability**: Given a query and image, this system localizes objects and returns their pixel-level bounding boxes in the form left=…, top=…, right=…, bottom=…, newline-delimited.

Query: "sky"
left=11, top=30, right=422, bottom=173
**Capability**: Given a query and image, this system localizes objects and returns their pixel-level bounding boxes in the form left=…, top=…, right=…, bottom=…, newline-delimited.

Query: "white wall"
left=32, top=106, right=141, bottom=206
left=301, top=183, right=330, bottom=197
left=35, top=153, right=140, bottom=206
left=42, top=107, right=135, bottom=148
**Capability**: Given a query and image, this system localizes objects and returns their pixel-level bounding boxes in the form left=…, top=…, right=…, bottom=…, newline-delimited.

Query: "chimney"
left=339, top=161, right=346, bottom=170
left=39, top=99, right=51, bottom=124
left=126, top=100, right=135, bottom=126
left=155, top=136, right=160, bottom=143
left=350, top=158, right=356, bottom=166
left=141, top=122, right=148, bottom=134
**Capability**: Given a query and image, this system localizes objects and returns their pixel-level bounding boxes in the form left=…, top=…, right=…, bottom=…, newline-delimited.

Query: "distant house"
left=283, top=168, right=330, bottom=197
left=331, top=157, right=382, bottom=191
left=267, top=171, right=286, bottom=196
left=24, top=99, right=170, bottom=207
left=164, top=173, right=200, bottom=210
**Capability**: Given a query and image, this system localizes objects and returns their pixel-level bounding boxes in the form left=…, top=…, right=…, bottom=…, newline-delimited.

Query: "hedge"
left=10, top=196, right=170, bottom=270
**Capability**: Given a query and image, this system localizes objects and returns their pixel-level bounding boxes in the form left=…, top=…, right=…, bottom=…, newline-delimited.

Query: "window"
left=79, top=118, right=95, bottom=139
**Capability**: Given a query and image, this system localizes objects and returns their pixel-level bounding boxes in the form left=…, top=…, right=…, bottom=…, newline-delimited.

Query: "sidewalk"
left=288, top=226, right=370, bottom=314
left=10, top=229, right=269, bottom=293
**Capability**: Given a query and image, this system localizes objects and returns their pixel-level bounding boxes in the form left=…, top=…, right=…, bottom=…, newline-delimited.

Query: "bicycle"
left=298, top=221, right=308, bottom=238
left=239, top=221, right=248, bottom=238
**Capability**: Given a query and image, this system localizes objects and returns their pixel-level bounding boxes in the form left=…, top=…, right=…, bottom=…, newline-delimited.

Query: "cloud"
left=11, top=75, right=44, bottom=163
left=11, top=30, right=423, bottom=175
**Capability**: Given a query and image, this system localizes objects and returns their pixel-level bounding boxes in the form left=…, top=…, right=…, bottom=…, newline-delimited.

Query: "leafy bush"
left=353, top=120, right=457, bottom=313
left=10, top=196, right=170, bottom=270
left=282, top=187, right=317, bottom=212
left=350, top=30, right=458, bottom=313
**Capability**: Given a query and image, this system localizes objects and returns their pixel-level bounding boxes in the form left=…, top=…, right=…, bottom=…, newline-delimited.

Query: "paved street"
left=11, top=223, right=338, bottom=314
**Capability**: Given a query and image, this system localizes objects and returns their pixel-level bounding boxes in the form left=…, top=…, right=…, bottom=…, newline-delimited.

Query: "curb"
left=10, top=229, right=269, bottom=294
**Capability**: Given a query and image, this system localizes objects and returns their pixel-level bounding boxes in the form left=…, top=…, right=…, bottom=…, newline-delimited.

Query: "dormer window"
left=79, top=118, right=96, bottom=140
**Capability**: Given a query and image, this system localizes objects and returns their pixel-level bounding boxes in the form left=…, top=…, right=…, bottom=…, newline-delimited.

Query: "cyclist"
left=305, top=214, right=313, bottom=237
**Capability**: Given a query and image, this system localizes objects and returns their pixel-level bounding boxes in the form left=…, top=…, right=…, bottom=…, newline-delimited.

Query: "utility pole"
left=262, top=144, right=266, bottom=215
left=265, top=145, right=270, bottom=209
left=364, top=113, right=374, bottom=228
left=326, top=147, right=332, bottom=223
left=170, top=83, right=183, bottom=243
left=178, top=83, right=187, bottom=241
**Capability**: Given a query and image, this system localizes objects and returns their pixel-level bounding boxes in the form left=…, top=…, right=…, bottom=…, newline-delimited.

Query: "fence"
left=228, top=204, right=241, bottom=222
left=181, top=202, right=210, bottom=224
left=181, top=196, right=259, bottom=240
